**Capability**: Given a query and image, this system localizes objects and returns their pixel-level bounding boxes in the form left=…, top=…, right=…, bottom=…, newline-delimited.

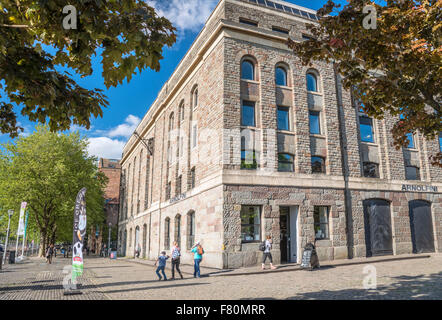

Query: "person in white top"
left=262, top=235, right=276, bottom=270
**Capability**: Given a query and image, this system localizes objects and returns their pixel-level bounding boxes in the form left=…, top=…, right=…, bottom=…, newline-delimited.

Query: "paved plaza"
left=0, top=254, right=441, bottom=300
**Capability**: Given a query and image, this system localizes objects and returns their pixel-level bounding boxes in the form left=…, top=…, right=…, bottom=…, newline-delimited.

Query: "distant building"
left=98, top=158, right=122, bottom=227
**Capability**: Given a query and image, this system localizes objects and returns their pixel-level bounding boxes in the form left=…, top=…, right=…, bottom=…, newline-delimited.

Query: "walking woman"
left=171, top=241, right=183, bottom=280
left=191, top=241, right=204, bottom=278
left=262, top=236, right=276, bottom=270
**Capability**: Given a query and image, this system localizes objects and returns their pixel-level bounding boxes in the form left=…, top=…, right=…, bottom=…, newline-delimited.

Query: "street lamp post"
left=108, top=222, right=111, bottom=258
left=2, top=210, right=13, bottom=265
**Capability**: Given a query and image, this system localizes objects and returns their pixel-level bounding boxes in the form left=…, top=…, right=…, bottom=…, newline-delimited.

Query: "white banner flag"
left=17, top=202, right=27, bottom=236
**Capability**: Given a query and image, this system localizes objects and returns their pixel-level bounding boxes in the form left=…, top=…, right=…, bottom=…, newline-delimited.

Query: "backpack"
left=197, top=245, right=203, bottom=255
left=259, top=241, right=266, bottom=251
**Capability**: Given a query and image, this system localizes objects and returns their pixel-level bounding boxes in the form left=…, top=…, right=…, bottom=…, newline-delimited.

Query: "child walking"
left=154, top=251, right=169, bottom=281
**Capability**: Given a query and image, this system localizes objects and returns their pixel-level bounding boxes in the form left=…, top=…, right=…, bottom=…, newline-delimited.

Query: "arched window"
left=306, top=72, right=318, bottom=92
left=164, top=218, right=170, bottom=250
left=187, top=211, right=196, bottom=250
left=179, top=102, right=185, bottom=122
left=275, top=66, right=287, bottom=86
left=174, top=214, right=181, bottom=248
left=241, top=60, right=255, bottom=81
left=169, top=112, right=175, bottom=133
left=192, top=89, right=198, bottom=110
left=129, top=228, right=132, bottom=247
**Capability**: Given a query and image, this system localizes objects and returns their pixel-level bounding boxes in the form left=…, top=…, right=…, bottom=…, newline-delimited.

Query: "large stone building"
left=117, top=0, right=441, bottom=268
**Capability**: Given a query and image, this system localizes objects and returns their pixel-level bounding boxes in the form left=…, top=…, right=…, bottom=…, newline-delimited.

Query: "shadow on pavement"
left=240, top=271, right=442, bottom=300
left=101, top=282, right=209, bottom=294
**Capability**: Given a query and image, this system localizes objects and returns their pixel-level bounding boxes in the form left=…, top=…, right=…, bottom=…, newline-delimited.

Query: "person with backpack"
left=191, top=241, right=204, bottom=278
left=170, top=241, right=183, bottom=280
left=261, top=235, right=276, bottom=270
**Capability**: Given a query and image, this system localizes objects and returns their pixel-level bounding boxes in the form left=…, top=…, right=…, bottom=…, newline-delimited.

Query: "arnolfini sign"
left=401, top=184, right=438, bottom=192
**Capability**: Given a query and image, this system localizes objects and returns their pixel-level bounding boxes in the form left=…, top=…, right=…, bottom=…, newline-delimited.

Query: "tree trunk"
left=39, top=232, right=46, bottom=257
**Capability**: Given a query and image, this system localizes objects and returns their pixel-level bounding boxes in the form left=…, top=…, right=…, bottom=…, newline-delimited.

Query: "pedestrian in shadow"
left=171, top=241, right=183, bottom=280
left=154, top=251, right=169, bottom=281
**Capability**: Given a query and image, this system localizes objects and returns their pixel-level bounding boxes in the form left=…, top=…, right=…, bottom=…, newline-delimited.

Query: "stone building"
left=117, top=0, right=442, bottom=268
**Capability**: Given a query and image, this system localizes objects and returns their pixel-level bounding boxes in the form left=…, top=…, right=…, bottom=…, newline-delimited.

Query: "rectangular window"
left=272, top=26, right=289, bottom=34
left=311, top=156, right=326, bottom=174
left=277, top=106, right=290, bottom=131
left=241, top=101, right=256, bottom=127
left=278, top=153, right=294, bottom=172
left=406, top=133, right=415, bottom=149
left=190, top=167, right=195, bottom=189
left=241, top=150, right=257, bottom=170
left=166, top=181, right=171, bottom=200
left=309, top=111, right=321, bottom=134
left=192, top=124, right=198, bottom=148
left=363, top=162, right=380, bottom=178
left=314, top=206, right=329, bottom=240
left=360, top=116, right=374, bottom=143
left=176, top=175, right=182, bottom=196
left=439, top=132, right=442, bottom=152
left=405, top=166, right=420, bottom=180
left=241, top=206, right=261, bottom=242
left=239, top=18, right=258, bottom=27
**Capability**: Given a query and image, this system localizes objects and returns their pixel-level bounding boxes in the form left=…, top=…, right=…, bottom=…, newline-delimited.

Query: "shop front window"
left=241, top=206, right=261, bottom=242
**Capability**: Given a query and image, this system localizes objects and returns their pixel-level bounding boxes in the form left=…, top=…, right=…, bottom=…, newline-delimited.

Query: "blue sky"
left=0, top=0, right=348, bottom=159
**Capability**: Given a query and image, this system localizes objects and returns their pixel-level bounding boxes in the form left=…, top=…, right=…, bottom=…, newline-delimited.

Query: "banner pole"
left=64, top=188, right=87, bottom=296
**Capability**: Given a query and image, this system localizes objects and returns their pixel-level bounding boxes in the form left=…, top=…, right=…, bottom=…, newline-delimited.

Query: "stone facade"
left=117, top=0, right=442, bottom=268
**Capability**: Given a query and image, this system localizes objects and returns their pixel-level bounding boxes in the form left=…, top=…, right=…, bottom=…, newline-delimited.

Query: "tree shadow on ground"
left=0, top=276, right=209, bottom=293
left=241, top=271, right=442, bottom=300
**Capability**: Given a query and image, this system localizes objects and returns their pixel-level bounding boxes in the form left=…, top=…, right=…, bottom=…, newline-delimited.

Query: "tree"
left=288, top=0, right=441, bottom=165
left=0, top=0, right=176, bottom=137
left=0, top=125, right=107, bottom=256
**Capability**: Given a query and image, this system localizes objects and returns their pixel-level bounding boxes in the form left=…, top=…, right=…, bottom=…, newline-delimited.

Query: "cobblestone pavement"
left=0, top=256, right=109, bottom=300
left=1, top=254, right=441, bottom=300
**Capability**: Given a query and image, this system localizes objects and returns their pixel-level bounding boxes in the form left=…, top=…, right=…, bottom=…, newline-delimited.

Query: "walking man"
left=191, top=241, right=204, bottom=278
left=171, top=241, right=183, bottom=280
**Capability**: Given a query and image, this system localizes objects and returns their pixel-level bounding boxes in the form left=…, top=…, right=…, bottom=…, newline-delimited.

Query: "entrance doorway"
left=409, top=200, right=435, bottom=253
left=363, top=199, right=393, bottom=257
left=280, top=206, right=298, bottom=263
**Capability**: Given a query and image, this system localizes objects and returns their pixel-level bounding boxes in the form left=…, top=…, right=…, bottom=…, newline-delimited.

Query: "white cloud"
left=107, top=115, right=141, bottom=138
left=87, top=137, right=126, bottom=160
left=147, top=0, right=218, bottom=32
left=85, top=114, right=140, bottom=159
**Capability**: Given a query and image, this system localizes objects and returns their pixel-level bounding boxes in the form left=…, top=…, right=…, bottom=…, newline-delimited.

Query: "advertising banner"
left=72, top=188, right=87, bottom=282
left=17, top=202, right=27, bottom=236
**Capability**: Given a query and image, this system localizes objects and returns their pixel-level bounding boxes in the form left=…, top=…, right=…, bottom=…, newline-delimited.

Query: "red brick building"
left=99, top=158, right=122, bottom=227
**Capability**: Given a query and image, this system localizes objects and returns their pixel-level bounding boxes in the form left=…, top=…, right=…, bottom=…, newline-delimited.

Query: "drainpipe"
left=158, top=111, right=167, bottom=257
left=333, top=62, right=354, bottom=259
